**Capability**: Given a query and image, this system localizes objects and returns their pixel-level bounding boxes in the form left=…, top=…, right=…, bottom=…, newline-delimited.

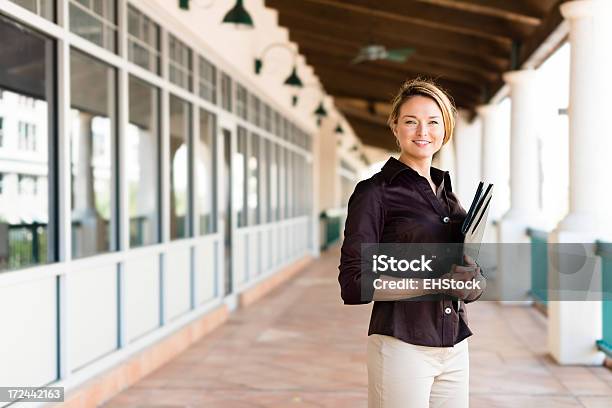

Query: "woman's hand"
left=440, top=255, right=485, bottom=301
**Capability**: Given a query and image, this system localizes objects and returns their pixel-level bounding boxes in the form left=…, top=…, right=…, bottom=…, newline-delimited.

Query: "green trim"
left=595, top=240, right=612, bottom=259
left=596, top=339, right=612, bottom=358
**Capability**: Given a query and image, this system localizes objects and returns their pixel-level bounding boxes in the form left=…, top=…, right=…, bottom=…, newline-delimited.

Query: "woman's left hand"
left=462, top=255, right=486, bottom=302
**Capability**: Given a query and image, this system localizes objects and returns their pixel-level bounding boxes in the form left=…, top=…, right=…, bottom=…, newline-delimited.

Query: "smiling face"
left=393, top=95, right=445, bottom=162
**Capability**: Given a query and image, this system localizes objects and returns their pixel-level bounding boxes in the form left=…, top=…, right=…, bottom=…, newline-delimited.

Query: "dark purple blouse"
left=338, top=157, right=477, bottom=347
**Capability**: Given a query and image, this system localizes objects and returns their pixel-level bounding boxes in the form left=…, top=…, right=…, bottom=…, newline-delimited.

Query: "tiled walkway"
left=104, top=246, right=612, bottom=408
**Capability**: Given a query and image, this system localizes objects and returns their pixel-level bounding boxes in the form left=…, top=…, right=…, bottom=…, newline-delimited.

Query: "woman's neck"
left=398, top=153, right=432, bottom=179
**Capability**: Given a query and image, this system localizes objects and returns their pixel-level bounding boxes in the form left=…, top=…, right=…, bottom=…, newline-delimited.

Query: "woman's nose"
left=417, top=123, right=428, bottom=136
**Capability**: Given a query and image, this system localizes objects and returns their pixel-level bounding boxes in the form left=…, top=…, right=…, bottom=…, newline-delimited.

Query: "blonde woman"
left=338, top=79, right=486, bottom=408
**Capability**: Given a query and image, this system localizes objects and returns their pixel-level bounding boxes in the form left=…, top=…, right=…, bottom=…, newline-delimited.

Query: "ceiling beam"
left=301, top=50, right=490, bottom=93
left=289, top=29, right=507, bottom=75
left=293, top=0, right=532, bottom=40
left=413, top=0, right=546, bottom=23
left=343, top=118, right=397, bottom=151
left=267, top=0, right=512, bottom=59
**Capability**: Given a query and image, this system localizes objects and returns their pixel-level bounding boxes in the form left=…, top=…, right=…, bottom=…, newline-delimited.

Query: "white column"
left=452, top=111, right=482, bottom=205
left=497, top=69, right=540, bottom=303
left=476, top=104, right=504, bottom=220
left=436, top=139, right=456, bottom=179
left=476, top=104, right=503, bottom=299
left=547, top=0, right=612, bottom=365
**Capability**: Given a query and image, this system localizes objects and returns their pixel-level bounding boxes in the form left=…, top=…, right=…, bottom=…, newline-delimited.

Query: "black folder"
left=461, top=182, right=493, bottom=262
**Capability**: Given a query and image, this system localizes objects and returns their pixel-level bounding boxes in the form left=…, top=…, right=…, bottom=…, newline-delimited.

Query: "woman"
left=338, top=79, right=486, bottom=408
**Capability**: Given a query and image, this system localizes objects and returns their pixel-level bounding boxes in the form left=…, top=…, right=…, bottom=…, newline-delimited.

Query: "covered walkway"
left=104, top=247, right=612, bottom=408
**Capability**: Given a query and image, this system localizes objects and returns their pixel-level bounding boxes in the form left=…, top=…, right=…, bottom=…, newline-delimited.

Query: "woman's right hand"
left=439, top=255, right=481, bottom=300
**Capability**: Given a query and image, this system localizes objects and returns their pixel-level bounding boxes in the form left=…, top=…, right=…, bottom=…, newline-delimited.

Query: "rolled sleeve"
left=338, top=179, right=384, bottom=305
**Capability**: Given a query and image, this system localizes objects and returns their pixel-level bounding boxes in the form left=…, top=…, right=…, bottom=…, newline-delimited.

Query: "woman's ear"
left=391, top=122, right=398, bottom=138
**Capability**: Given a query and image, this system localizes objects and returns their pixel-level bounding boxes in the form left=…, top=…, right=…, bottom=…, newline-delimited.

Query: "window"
left=168, top=34, right=192, bottom=91
left=248, top=94, right=260, bottom=127
left=18, top=175, right=37, bottom=195
left=0, top=15, right=55, bottom=271
left=127, top=5, right=160, bottom=74
left=248, top=133, right=259, bottom=225
left=235, top=83, right=247, bottom=120
left=235, top=127, right=247, bottom=227
left=70, top=0, right=117, bottom=52
left=197, top=109, right=217, bottom=235
left=9, top=0, right=54, bottom=21
left=0, top=117, right=4, bottom=147
left=70, top=49, right=116, bottom=259
left=169, top=95, right=192, bottom=240
left=274, top=111, right=281, bottom=137
left=198, top=56, right=217, bottom=103
left=269, top=142, right=278, bottom=221
left=18, top=122, right=37, bottom=151
left=263, top=104, right=272, bottom=132
left=220, top=72, right=232, bottom=112
left=127, top=76, right=160, bottom=248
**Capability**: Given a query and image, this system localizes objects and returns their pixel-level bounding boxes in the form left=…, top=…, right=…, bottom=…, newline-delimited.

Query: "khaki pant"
left=367, top=334, right=469, bottom=408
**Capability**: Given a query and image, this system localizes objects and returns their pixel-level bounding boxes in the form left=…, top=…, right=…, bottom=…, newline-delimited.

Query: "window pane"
left=248, top=133, right=259, bottom=225
left=235, top=83, right=247, bottom=120
left=70, top=49, right=116, bottom=259
left=197, top=109, right=217, bottom=235
left=220, top=72, right=232, bottom=112
left=235, top=127, right=247, bottom=227
left=128, top=76, right=159, bottom=248
left=169, top=95, right=191, bottom=240
left=70, top=0, right=117, bottom=52
left=168, top=34, right=192, bottom=91
left=198, top=56, right=217, bottom=104
left=260, top=137, right=269, bottom=223
left=127, top=5, right=160, bottom=74
left=269, top=141, right=278, bottom=222
left=249, top=94, right=260, bottom=127
left=9, top=0, right=55, bottom=21
left=0, top=16, right=55, bottom=271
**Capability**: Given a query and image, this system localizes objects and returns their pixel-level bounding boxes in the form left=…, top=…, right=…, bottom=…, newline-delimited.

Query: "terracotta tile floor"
left=104, top=246, right=612, bottom=408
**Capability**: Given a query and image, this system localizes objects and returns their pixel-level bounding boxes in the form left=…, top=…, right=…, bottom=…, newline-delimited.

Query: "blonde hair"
left=387, top=78, right=457, bottom=145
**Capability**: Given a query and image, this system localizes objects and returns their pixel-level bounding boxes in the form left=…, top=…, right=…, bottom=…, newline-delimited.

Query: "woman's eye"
left=429, top=121, right=439, bottom=125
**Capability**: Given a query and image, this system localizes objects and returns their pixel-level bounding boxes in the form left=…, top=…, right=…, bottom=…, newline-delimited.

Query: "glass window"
left=269, top=141, right=278, bottom=222
left=127, top=5, right=160, bottom=74
left=0, top=173, right=3, bottom=194
left=282, top=118, right=289, bottom=140
left=9, top=0, right=54, bottom=21
left=259, top=137, right=268, bottom=224
left=248, top=94, right=260, bottom=127
left=0, top=117, right=5, bottom=147
left=235, top=127, right=247, bottom=227
left=220, top=72, right=232, bottom=112
left=18, top=121, right=37, bottom=151
left=248, top=133, right=259, bottom=225
left=197, top=109, right=217, bottom=235
left=198, top=56, right=217, bottom=104
left=0, top=16, right=55, bottom=272
left=274, top=111, right=281, bottom=137
left=70, top=49, right=116, bottom=259
left=263, top=104, right=272, bottom=132
left=285, top=148, right=291, bottom=218
left=277, top=145, right=285, bottom=220
left=169, top=95, right=191, bottom=240
left=127, top=76, right=160, bottom=248
left=168, top=34, right=192, bottom=91
left=235, top=83, right=247, bottom=120
left=70, top=0, right=117, bottom=52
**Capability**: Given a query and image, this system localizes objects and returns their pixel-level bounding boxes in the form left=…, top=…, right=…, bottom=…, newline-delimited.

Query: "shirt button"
left=442, top=216, right=450, bottom=224
left=444, top=307, right=452, bottom=315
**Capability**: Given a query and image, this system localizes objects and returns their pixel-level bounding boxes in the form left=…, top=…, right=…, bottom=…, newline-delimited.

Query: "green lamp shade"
left=254, top=58, right=263, bottom=74
left=314, top=102, right=328, bottom=117
left=292, top=95, right=299, bottom=106
left=222, top=0, right=254, bottom=27
left=284, top=66, right=303, bottom=88
left=334, top=124, right=344, bottom=134
left=179, top=0, right=189, bottom=10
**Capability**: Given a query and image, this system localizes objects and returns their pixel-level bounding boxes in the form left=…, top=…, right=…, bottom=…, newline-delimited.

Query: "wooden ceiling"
left=266, top=0, right=567, bottom=151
